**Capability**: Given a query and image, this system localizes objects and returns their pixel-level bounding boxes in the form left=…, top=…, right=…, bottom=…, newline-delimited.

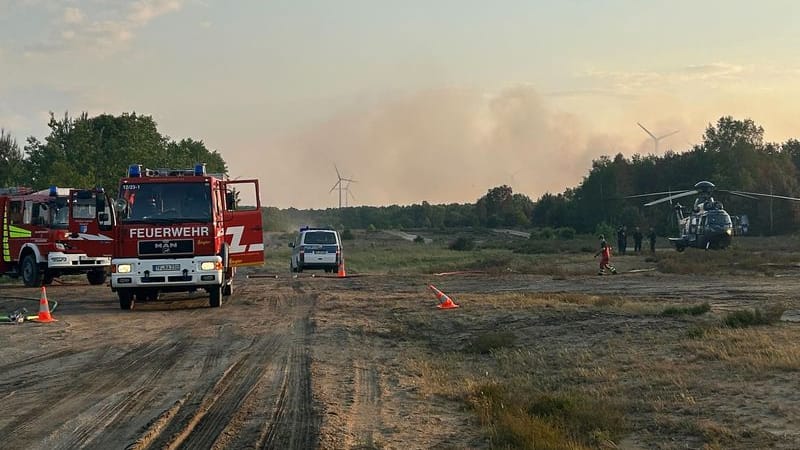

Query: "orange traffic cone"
left=337, top=259, right=347, bottom=278
left=35, top=286, right=56, bottom=323
left=428, top=285, right=459, bottom=309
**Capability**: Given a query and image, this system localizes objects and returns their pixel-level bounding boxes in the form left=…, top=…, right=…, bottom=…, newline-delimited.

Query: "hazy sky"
left=3, top=1, right=800, bottom=208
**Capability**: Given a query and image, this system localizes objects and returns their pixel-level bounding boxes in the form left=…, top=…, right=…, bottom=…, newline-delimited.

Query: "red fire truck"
left=0, top=186, right=114, bottom=287
left=110, top=164, right=264, bottom=309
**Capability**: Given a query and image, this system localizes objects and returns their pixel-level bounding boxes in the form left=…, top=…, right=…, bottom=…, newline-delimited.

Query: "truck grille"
left=138, top=239, right=194, bottom=256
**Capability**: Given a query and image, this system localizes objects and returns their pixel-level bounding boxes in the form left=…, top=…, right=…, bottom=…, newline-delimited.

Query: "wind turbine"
left=343, top=181, right=356, bottom=207
left=329, top=165, right=356, bottom=209
left=637, top=122, right=679, bottom=154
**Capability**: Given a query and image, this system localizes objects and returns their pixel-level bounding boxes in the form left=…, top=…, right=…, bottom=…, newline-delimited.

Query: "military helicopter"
left=628, top=181, right=800, bottom=251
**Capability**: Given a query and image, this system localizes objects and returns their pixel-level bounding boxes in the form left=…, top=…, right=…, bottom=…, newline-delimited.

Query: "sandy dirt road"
left=0, top=278, right=318, bottom=450
left=2, top=270, right=800, bottom=448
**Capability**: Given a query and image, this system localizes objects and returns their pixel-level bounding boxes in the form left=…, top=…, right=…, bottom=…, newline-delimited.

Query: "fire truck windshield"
left=120, top=182, right=212, bottom=223
left=53, top=198, right=69, bottom=227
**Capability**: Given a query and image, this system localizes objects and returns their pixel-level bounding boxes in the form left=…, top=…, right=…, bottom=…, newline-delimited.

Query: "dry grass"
left=682, top=327, right=800, bottom=371
left=381, top=288, right=800, bottom=448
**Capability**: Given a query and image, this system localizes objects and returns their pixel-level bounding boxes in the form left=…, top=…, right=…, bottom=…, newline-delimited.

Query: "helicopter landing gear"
left=676, top=245, right=685, bottom=252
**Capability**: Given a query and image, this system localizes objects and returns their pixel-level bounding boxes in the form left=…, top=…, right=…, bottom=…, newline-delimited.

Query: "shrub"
left=367, top=224, right=377, bottom=232
left=723, top=307, right=784, bottom=328
left=466, top=331, right=516, bottom=354
left=594, top=222, right=615, bottom=242
left=661, top=303, right=711, bottom=317
left=468, top=384, right=625, bottom=449
left=413, top=235, right=426, bottom=244
left=341, top=229, right=354, bottom=240
left=533, top=227, right=554, bottom=240
left=556, top=227, right=576, bottom=240
left=450, top=236, right=476, bottom=251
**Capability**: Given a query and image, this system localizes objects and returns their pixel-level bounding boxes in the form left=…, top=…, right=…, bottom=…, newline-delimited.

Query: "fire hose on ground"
left=0, top=295, right=59, bottom=324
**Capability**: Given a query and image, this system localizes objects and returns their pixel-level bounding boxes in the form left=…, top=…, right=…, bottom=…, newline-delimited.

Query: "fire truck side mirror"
left=114, top=199, right=129, bottom=217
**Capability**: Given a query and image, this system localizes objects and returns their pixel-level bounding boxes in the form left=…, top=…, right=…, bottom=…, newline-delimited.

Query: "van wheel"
left=21, top=254, right=42, bottom=287
left=118, top=289, right=134, bottom=310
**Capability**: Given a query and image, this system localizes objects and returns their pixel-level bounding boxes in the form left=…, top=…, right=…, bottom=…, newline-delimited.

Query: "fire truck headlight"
left=117, top=264, right=132, bottom=273
left=200, top=261, right=217, bottom=271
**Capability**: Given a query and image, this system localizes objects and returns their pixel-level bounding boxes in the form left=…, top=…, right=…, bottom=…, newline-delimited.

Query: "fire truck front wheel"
left=118, top=289, right=134, bottom=310
left=87, top=269, right=107, bottom=286
left=209, top=285, right=223, bottom=308
left=21, top=254, right=42, bottom=287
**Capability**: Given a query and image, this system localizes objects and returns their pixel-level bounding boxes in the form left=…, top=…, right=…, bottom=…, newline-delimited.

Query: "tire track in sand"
left=133, top=295, right=318, bottom=450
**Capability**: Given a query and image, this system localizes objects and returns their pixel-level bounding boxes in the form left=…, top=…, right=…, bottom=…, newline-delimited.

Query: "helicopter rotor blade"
left=729, top=190, right=800, bottom=202
left=625, top=190, right=689, bottom=199
left=644, top=190, right=699, bottom=207
left=716, top=190, right=758, bottom=200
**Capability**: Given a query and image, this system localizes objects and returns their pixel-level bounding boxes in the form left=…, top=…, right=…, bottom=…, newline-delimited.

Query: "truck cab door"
left=69, top=189, right=114, bottom=236
left=222, top=179, right=264, bottom=267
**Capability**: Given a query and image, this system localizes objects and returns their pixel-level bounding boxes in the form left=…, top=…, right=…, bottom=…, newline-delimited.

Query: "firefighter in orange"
left=594, top=235, right=617, bottom=275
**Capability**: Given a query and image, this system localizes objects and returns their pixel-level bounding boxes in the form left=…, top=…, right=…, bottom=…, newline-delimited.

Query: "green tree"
left=0, top=129, right=26, bottom=186
left=23, top=112, right=228, bottom=195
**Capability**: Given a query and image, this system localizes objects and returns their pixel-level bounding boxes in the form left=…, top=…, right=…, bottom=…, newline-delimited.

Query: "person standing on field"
left=594, top=235, right=617, bottom=275
left=616, top=226, right=626, bottom=255
left=633, top=226, right=643, bottom=253
left=648, top=227, right=657, bottom=253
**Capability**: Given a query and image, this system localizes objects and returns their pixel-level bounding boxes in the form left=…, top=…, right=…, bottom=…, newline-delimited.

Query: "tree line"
left=265, top=117, right=800, bottom=236
left=4, top=113, right=800, bottom=236
left=0, top=112, right=226, bottom=194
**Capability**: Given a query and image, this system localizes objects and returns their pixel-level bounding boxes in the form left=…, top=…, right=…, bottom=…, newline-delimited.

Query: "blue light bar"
left=128, top=164, right=142, bottom=177
left=194, top=163, right=207, bottom=176
left=49, top=186, right=58, bottom=196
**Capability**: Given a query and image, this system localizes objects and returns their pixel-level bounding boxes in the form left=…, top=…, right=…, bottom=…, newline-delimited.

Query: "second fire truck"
left=110, top=164, right=265, bottom=309
left=0, top=186, right=114, bottom=286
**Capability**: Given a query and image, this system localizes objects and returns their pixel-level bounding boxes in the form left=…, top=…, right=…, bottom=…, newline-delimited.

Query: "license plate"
left=153, top=264, right=180, bottom=271
left=314, top=250, right=328, bottom=254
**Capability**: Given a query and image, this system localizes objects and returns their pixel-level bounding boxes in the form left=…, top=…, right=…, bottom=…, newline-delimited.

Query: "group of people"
left=615, top=225, right=656, bottom=254
left=594, top=225, right=657, bottom=275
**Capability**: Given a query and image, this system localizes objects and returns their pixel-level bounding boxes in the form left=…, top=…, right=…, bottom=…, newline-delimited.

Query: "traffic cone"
left=337, top=259, right=347, bottom=278
left=35, top=286, right=56, bottom=323
left=428, top=285, right=459, bottom=309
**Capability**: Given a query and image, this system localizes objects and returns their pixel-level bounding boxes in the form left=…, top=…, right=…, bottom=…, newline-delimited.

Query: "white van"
left=289, top=227, right=342, bottom=273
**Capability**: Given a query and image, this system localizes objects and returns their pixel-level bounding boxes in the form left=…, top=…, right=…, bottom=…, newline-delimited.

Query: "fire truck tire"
left=87, top=269, right=107, bottom=285
left=118, top=289, right=134, bottom=310
left=209, top=285, right=223, bottom=308
left=21, top=254, right=42, bottom=287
